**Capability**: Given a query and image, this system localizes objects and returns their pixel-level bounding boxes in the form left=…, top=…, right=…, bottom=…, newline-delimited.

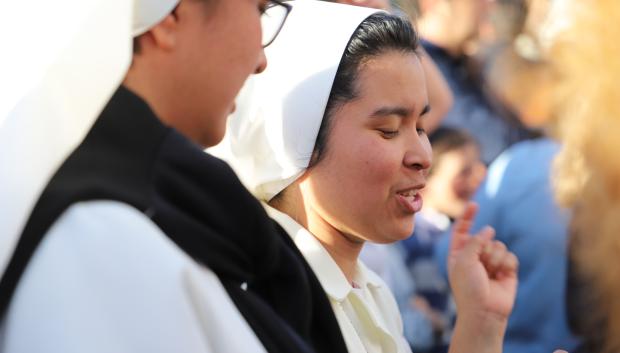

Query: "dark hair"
left=428, top=126, right=479, bottom=175
left=308, top=12, right=421, bottom=168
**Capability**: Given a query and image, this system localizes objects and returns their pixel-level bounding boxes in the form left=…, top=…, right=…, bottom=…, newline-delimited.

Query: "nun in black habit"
left=0, top=0, right=347, bottom=352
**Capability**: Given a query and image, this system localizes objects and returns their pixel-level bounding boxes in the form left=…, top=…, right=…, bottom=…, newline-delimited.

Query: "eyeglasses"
left=261, top=0, right=292, bottom=48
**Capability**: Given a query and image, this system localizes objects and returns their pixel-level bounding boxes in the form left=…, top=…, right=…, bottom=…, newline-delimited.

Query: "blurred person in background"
left=411, top=0, right=532, bottom=164
left=551, top=1, right=620, bottom=353
left=0, top=1, right=349, bottom=352
left=325, top=0, right=454, bottom=134
left=399, top=127, right=485, bottom=353
left=435, top=1, right=580, bottom=349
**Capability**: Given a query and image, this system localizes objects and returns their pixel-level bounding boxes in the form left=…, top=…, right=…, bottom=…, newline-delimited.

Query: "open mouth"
left=396, top=189, right=423, bottom=214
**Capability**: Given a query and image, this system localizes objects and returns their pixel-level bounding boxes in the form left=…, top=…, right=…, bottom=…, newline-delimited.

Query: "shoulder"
left=32, top=200, right=196, bottom=276
left=482, top=138, right=558, bottom=199
left=2, top=201, right=264, bottom=353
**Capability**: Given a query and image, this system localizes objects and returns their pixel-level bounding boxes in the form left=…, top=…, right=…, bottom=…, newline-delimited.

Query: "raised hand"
left=446, top=203, right=519, bottom=353
left=448, top=202, right=518, bottom=320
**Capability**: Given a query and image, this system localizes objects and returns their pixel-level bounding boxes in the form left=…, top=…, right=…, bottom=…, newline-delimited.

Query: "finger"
left=498, top=252, right=519, bottom=276
left=479, top=240, right=507, bottom=276
left=457, top=234, right=487, bottom=262
left=453, top=202, right=478, bottom=235
left=478, top=227, right=496, bottom=261
left=450, top=202, right=478, bottom=252
left=485, top=244, right=519, bottom=279
left=477, top=226, right=495, bottom=242
left=488, top=241, right=507, bottom=269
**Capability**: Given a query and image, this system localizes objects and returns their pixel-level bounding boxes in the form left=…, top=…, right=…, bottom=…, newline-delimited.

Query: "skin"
left=448, top=203, right=518, bottom=353
left=334, top=0, right=392, bottom=11
left=275, top=50, right=432, bottom=282
left=123, top=0, right=269, bottom=147
left=334, top=0, right=454, bottom=134
left=424, top=143, right=487, bottom=218
left=418, top=0, right=494, bottom=56
left=274, top=51, right=518, bottom=353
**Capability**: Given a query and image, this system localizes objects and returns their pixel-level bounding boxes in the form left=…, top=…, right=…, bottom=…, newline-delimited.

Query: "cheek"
left=452, top=176, right=472, bottom=200
left=313, top=134, right=402, bottom=214
left=340, top=138, right=401, bottom=194
left=215, top=10, right=263, bottom=91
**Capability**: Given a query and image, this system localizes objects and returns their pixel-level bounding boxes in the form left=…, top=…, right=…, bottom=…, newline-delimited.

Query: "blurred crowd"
left=336, top=1, right=620, bottom=350
left=2, top=0, right=620, bottom=352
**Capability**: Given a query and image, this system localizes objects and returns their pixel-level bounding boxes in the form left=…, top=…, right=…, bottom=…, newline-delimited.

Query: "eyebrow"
left=371, top=104, right=431, bottom=119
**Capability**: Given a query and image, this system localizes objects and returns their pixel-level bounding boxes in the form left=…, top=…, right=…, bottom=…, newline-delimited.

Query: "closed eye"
left=378, top=129, right=399, bottom=139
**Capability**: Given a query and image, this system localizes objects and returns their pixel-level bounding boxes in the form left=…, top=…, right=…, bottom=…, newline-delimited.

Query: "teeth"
left=399, top=190, right=417, bottom=197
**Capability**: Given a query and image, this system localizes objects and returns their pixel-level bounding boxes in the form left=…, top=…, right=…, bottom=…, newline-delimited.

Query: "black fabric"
left=0, top=86, right=348, bottom=353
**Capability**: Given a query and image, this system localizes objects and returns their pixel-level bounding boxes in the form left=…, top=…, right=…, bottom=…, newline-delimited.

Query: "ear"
left=147, top=13, right=178, bottom=51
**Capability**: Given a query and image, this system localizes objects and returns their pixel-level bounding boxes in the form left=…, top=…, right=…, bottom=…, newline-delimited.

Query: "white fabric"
left=132, top=0, right=180, bottom=36
left=210, top=0, right=382, bottom=201
left=0, top=0, right=133, bottom=280
left=0, top=201, right=266, bottom=353
left=0, top=0, right=179, bottom=281
left=266, top=206, right=412, bottom=353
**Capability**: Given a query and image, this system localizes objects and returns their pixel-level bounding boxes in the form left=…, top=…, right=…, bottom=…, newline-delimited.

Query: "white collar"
left=265, top=205, right=383, bottom=302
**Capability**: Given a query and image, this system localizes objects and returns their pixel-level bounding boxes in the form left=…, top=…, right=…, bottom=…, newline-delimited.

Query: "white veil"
left=0, top=0, right=178, bottom=279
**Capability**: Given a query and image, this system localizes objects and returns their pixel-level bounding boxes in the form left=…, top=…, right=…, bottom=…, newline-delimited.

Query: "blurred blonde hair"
left=551, top=1, right=620, bottom=352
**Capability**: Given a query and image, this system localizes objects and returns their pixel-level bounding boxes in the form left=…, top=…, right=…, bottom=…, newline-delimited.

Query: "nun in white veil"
left=0, top=0, right=132, bottom=292
left=214, top=1, right=521, bottom=353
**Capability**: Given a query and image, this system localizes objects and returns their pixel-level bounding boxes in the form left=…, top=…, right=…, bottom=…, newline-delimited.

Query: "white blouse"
left=266, top=206, right=412, bottom=353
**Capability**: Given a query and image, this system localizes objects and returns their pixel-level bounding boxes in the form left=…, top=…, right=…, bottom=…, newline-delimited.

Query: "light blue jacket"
left=435, top=138, right=579, bottom=353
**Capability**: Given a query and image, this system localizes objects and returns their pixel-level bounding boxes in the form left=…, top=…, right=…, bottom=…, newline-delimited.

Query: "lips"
left=395, top=186, right=424, bottom=214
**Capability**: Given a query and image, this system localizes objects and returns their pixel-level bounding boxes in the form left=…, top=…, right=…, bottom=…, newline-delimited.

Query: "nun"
left=215, top=1, right=519, bottom=352
left=0, top=1, right=347, bottom=352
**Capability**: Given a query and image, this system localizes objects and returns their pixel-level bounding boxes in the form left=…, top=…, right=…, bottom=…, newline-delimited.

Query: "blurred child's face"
left=425, top=143, right=486, bottom=218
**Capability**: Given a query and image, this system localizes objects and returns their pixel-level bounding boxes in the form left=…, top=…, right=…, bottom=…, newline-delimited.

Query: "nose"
left=403, top=137, right=432, bottom=173
left=254, top=49, right=268, bottom=74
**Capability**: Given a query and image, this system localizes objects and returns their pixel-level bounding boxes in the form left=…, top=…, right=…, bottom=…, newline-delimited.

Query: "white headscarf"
left=0, top=0, right=180, bottom=278
left=211, top=0, right=382, bottom=201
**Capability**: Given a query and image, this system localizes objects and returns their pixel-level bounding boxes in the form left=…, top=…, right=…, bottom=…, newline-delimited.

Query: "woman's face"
left=299, top=51, right=432, bottom=244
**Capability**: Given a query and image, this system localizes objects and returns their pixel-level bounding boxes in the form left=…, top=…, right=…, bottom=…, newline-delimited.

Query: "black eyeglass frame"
left=262, top=0, right=292, bottom=48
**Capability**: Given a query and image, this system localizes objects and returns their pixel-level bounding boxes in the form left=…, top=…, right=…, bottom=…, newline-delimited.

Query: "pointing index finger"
left=450, top=202, right=478, bottom=252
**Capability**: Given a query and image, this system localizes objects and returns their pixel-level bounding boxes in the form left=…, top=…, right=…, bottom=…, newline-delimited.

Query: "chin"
left=200, top=124, right=227, bottom=148
left=390, top=221, right=416, bottom=242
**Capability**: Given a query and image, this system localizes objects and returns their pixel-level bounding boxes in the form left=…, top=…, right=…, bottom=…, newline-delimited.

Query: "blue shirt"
left=435, top=138, right=579, bottom=353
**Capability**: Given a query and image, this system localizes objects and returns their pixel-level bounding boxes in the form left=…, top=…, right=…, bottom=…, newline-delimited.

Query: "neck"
left=123, top=62, right=175, bottom=116
left=306, top=214, right=364, bottom=284
left=271, top=187, right=363, bottom=284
